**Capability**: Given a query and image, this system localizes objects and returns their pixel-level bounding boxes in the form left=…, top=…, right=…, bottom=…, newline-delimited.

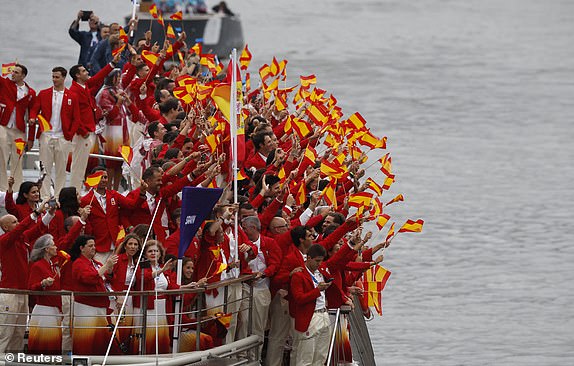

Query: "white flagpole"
left=130, top=0, right=138, bottom=38
left=231, top=49, right=239, bottom=264
left=172, top=257, right=183, bottom=354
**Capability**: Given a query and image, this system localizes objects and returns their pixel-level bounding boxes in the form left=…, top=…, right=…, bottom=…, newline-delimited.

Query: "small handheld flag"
left=84, top=171, right=105, bottom=188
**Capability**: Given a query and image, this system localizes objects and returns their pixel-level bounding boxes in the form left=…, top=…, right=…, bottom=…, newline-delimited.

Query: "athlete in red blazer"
left=0, top=67, right=36, bottom=138
left=29, top=87, right=80, bottom=142
left=81, top=170, right=145, bottom=253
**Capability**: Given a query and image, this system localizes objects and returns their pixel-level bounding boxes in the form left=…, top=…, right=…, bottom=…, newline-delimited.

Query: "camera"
left=80, top=10, right=93, bottom=21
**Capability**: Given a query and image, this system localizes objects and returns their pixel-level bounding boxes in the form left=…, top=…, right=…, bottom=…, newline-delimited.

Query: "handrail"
left=24, top=148, right=125, bottom=162
left=0, top=274, right=260, bottom=360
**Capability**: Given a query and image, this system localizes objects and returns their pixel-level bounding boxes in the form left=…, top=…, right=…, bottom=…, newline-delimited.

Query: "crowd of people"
left=0, top=5, right=398, bottom=366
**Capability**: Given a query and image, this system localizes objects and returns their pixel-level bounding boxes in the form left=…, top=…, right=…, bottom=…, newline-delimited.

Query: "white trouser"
left=292, top=311, right=331, bottom=366
left=39, top=133, right=70, bottom=200
left=70, top=132, right=96, bottom=191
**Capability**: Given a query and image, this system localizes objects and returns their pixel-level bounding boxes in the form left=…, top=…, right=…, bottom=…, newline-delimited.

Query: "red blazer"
left=28, top=258, right=62, bottom=310
left=0, top=214, right=47, bottom=289
left=244, top=151, right=267, bottom=170
left=56, top=219, right=88, bottom=290
left=109, top=253, right=136, bottom=291
left=81, top=189, right=144, bottom=252
left=72, top=255, right=110, bottom=308
left=30, top=87, right=81, bottom=141
left=0, top=77, right=36, bottom=137
left=3, top=192, right=33, bottom=221
left=164, top=229, right=200, bottom=260
left=289, top=266, right=331, bottom=332
left=69, top=63, right=112, bottom=135
left=244, top=234, right=281, bottom=279
left=120, top=174, right=192, bottom=244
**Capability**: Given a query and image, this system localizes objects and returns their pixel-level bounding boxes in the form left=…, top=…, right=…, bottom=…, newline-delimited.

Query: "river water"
left=1, top=0, right=573, bottom=364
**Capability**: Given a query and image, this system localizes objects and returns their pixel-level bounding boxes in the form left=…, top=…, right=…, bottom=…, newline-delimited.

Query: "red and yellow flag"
left=382, top=175, right=395, bottom=190
left=239, top=44, right=252, bottom=70
left=379, top=153, right=392, bottom=177
left=345, top=112, right=367, bottom=131
left=385, top=194, right=404, bottom=207
left=141, top=50, right=160, bottom=68
left=292, top=118, right=313, bottom=139
left=321, top=179, right=337, bottom=209
left=295, top=182, right=307, bottom=205
left=362, top=264, right=391, bottom=316
left=211, top=83, right=232, bottom=121
left=376, top=214, right=391, bottom=231
left=118, top=145, right=133, bottom=165
left=37, top=114, right=52, bottom=132
left=116, top=226, right=126, bottom=243
left=398, top=219, right=424, bottom=233
left=320, top=159, right=346, bottom=179
left=14, top=138, right=26, bottom=157
left=385, top=222, right=395, bottom=242
left=305, top=103, right=329, bottom=125
left=166, top=24, right=176, bottom=39
left=300, top=74, right=317, bottom=88
left=149, top=4, right=158, bottom=18
left=84, top=171, right=105, bottom=188
left=348, top=192, right=373, bottom=210
left=112, top=43, right=126, bottom=57
left=365, top=177, right=383, bottom=196
left=170, top=11, right=183, bottom=20
left=358, top=131, right=386, bottom=150
left=1, top=62, right=16, bottom=77
left=302, top=145, right=318, bottom=166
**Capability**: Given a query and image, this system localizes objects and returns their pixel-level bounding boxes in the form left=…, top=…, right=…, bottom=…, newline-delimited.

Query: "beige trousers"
left=0, top=293, right=28, bottom=353
left=39, top=133, right=70, bottom=200
left=237, top=283, right=271, bottom=358
left=265, top=292, right=292, bottom=366
left=292, top=311, right=331, bottom=366
left=69, top=132, right=96, bottom=191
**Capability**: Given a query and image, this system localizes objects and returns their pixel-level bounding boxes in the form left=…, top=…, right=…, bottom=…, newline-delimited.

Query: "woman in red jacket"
left=27, top=234, right=62, bottom=355
left=70, top=235, right=118, bottom=355
left=4, top=180, right=40, bottom=220
left=109, top=233, right=142, bottom=354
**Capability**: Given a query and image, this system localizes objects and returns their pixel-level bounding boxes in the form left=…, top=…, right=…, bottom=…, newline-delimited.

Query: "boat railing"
left=0, top=274, right=262, bottom=364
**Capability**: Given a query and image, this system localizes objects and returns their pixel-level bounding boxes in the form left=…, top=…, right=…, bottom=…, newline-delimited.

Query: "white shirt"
left=248, top=235, right=269, bottom=289
left=306, top=265, right=326, bottom=311
left=7, top=83, right=29, bottom=128
left=90, top=31, right=99, bottom=47
left=49, top=89, right=64, bottom=137
left=94, top=190, right=107, bottom=213
left=145, top=191, right=169, bottom=236
left=220, top=230, right=239, bottom=280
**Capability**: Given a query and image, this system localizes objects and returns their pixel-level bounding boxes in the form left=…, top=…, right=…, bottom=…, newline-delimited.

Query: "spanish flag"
left=295, top=182, right=306, bottom=205
left=170, top=11, right=183, bottom=20
left=14, top=138, right=26, bottom=157
left=239, top=44, right=252, bottom=70
left=302, top=145, right=318, bottom=166
left=376, top=214, right=391, bottom=231
left=37, top=114, right=52, bottom=132
left=320, top=179, right=337, bottom=209
left=382, top=175, right=395, bottom=190
left=379, top=153, right=392, bottom=177
left=385, top=222, right=395, bottom=242
left=1, top=62, right=15, bottom=77
left=84, top=171, right=105, bottom=188
left=398, top=219, right=424, bottom=233
left=111, top=43, right=126, bottom=57
left=365, top=177, right=383, bottom=196
left=166, top=24, right=176, bottom=39
left=292, top=118, right=313, bottom=139
left=305, top=103, right=329, bottom=126
left=173, top=86, right=194, bottom=105
left=348, top=192, right=373, bottom=209
left=149, top=4, right=158, bottom=19
left=141, top=50, right=159, bottom=68
left=211, top=83, right=232, bottom=122
left=118, top=145, right=133, bottom=165
left=214, top=263, right=227, bottom=275
left=118, top=27, right=129, bottom=45
left=300, top=74, right=317, bottom=88
left=385, top=194, right=404, bottom=207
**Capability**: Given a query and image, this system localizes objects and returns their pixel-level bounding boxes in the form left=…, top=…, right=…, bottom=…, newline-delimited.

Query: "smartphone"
left=48, top=199, right=57, bottom=209
left=325, top=278, right=334, bottom=283
left=81, top=10, right=93, bottom=21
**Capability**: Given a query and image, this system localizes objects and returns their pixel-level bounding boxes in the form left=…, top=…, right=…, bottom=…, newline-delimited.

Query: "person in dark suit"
left=68, top=11, right=102, bottom=68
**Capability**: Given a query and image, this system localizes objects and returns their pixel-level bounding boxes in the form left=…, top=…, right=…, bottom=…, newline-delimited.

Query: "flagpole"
left=130, top=0, right=138, bottom=38
left=231, top=49, right=239, bottom=266
left=102, top=200, right=162, bottom=366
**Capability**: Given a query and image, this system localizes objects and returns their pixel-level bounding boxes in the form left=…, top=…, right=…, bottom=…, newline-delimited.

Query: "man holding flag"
left=0, top=63, right=36, bottom=191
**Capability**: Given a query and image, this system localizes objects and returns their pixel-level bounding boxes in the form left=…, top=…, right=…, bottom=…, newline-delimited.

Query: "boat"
left=125, top=0, right=244, bottom=60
